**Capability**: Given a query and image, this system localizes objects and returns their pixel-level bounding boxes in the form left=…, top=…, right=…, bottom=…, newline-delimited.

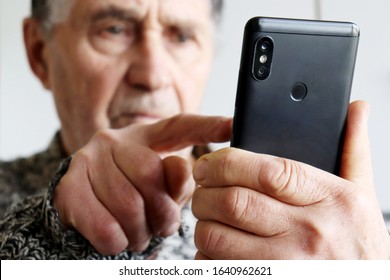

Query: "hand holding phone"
left=193, top=18, right=390, bottom=260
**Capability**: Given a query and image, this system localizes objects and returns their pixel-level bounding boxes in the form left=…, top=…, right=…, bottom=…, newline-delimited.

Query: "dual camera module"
left=253, top=37, right=274, bottom=80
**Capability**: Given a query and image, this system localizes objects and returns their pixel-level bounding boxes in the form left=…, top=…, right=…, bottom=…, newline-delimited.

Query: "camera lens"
left=259, top=54, right=268, bottom=64
left=258, top=66, right=268, bottom=77
left=260, top=41, right=270, bottom=51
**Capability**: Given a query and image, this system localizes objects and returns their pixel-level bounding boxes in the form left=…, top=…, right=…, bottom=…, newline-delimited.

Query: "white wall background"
left=1, top=0, right=389, bottom=211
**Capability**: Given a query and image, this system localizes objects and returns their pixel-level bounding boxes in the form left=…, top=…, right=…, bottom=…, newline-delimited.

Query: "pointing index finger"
left=132, top=114, right=232, bottom=152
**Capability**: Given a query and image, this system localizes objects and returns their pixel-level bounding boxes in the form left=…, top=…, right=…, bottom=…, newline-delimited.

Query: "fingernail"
left=193, top=159, right=207, bottom=182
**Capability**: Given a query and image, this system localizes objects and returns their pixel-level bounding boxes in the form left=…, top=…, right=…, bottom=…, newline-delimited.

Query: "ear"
left=23, top=18, right=51, bottom=89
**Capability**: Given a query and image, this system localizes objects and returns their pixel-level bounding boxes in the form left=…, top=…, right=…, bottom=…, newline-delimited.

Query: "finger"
left=195, top=221, right=265, bottom=259
left=163, top=156, right=195, bottom=206
left=131, top=114, right=232, bottom=152
left=81, top=147, right=153, bottom=252
left=340, top=101, right=373, bottom=187
left=111, top=142, right=181, bottom=237
left=54, top=158, right=128, bottom=255
left=192, top=186, right=291, bottom=236
left=193, top=147, right=346, bottom=206
left=195, top=221, right=304, bottom=260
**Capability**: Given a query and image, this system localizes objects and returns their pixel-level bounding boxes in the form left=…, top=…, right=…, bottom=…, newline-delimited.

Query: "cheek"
left=175, top=56, right=213, bottom=113
left=74, top=49, right=120, bottom=111
left=50, top=42, right=125, bottom=127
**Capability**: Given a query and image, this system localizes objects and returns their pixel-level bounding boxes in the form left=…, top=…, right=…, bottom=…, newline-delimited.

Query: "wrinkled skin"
left=193, top=101, right=390, bottom=259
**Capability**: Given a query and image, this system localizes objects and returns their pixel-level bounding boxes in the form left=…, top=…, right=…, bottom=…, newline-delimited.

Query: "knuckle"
left=126, top=230, right=153, bottom=253
left=91, top=220, right=128, bottom=255
left=195, top=222, right=225, bottom=255
left=136, top=154, right=164, bottom=185
left=258, top=157, right=289, bottom=192
left=94, top=128, right=116, bottom=142
left=258, top=157, right=305, bottom=199
left=72, top=147, right=92, bottom=166
left=152, top=199, right=179, bottom=233
left=302, top=222, right=335, bottom=258
left=220, top=187, right=250, bottom=223
left=118, top=187, right=145, bottom=217
left=93, top=128, right=119, bottom=148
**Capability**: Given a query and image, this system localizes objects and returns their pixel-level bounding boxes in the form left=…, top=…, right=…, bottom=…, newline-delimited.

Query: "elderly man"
left=0, top=0, right=389, bottom=260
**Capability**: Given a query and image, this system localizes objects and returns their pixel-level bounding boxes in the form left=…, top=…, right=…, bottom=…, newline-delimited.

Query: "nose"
left=126, top=32, right=172, bottom=91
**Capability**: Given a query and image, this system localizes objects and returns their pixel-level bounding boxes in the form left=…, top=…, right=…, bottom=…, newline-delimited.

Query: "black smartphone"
left=231, top=17, right=360, bottom=175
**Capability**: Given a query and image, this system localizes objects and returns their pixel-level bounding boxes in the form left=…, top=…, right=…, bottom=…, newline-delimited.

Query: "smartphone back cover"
left=231, top=17, right=360, bottom=174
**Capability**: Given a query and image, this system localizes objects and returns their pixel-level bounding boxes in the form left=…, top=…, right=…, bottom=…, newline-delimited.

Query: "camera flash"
left=260, top=54, right=268, bottom=64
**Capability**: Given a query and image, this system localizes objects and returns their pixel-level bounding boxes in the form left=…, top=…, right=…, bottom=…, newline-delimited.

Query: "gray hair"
left=31, top=0, right=224, bottom=32
left=31, top=0, right=72, bottom=32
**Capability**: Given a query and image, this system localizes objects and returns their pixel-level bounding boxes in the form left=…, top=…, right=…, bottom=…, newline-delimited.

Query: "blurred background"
left=1, top=0, right=390, bottom=211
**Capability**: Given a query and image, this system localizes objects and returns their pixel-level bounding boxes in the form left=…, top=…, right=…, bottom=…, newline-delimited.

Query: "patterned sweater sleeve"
left=0, top=157, right=162, bottom=260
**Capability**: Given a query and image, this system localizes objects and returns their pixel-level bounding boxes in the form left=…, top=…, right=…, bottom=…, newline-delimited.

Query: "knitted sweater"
left=0, top=134, right=198, bottom=260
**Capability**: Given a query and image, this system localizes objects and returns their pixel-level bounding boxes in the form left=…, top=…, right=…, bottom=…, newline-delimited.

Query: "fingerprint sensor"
left=290, top=83, right=307, bottom=102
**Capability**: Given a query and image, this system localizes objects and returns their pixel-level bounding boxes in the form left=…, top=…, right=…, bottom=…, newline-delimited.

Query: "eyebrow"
left=89, top=4, right=209, bottom=33
left=161, top=13, right=207, bottom=33
left=160, top=6, right=212, bottom=32
left=90, top=5, right=142, bottom=23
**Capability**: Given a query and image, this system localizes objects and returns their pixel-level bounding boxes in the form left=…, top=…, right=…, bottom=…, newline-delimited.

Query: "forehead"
left=65, top=0, right=212, bottom=25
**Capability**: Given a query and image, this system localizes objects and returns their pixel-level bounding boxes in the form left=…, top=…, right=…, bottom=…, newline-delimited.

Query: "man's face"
left=42, top=0, right=215, bottom=154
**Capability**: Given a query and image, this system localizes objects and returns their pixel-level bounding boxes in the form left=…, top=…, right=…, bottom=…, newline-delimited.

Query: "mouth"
left=110, top=112, right=162, bottom=129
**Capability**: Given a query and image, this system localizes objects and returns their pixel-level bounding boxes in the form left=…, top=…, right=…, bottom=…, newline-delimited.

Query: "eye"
left=176, top=32, right=191, bottom=43
left=102, top=23, right=130, bottom=37
left=105, top=25, right=125, bottom=35
left=166, top=26, right=194, bottom=45
left=92, top=20, right=137, bottom=55
left=97, top=20, right=137, bottom=41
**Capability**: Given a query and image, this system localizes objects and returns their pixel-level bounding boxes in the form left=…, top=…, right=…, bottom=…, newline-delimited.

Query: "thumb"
left=339, top=101, right=374, bottom=187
